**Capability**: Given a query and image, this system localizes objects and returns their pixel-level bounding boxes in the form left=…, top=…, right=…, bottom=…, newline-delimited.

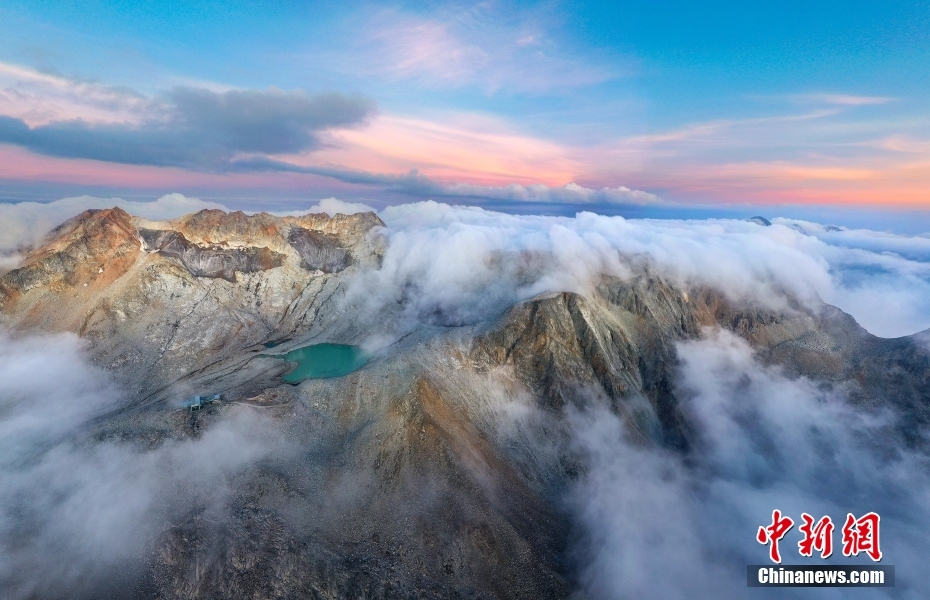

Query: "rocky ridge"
left=0, top=207, right=384, bottom=401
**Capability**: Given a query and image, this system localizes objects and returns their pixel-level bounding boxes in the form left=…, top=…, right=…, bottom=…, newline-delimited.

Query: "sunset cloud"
left=0, top=61, right=152, bottom=127
left=314, top=113, right=583, bottom=186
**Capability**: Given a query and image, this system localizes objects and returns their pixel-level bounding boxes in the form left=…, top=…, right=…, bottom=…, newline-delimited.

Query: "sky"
left=0, top=1, right=928, bottom=229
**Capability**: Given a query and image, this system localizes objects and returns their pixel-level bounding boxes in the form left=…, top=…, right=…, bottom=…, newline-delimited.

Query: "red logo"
left=758, top=510, right=882, bottom=563
left=841, top=512, right=882, bottom=561
left=757, top=509, right=794, bottom=563
left=798, top=514, right=834, bottom=558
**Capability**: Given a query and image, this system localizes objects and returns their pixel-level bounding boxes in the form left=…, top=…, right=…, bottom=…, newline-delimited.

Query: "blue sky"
left=0, top=1, right=928, bottom=229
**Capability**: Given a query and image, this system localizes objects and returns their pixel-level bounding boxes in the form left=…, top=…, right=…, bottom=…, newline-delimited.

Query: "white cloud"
left=270, top=197, right=377, bottom=217
left=776, top=218, right=930, bottom=336
left=352, top=202, right=930, bottom=337
left=0, top=330, right=282, bottom=599
left=439, top=181, right=662, bottom=205
left=0, top=61, right=153, bottom=127
left=791, top=93, right=895, bottom=106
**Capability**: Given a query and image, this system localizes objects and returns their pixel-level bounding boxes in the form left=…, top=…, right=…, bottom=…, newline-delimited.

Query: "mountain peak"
left=0, top=206, right=140, bottom=312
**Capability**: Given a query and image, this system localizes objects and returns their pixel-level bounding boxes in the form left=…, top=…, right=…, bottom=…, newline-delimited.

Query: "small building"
left=184, top=393, right=222, bottom=411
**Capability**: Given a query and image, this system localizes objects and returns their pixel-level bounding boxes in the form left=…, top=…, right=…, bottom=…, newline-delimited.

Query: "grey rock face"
left=140, top=228, right=286, bottom=281
left=286, top=226, right=351, bottom=272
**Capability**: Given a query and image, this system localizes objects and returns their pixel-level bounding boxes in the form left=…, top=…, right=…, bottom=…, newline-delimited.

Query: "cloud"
left=0, top=87, right=375, bottom=170
left=775, top=218, right=930, bottom=337
left=0, top=254, right=20, bottom=273
left=1, top=62, right=926, bottom=210
left=332, top=6, right=619, bottom=93
left=0, top=332, right=121, bottom=452
left=233, top=158, right=660, bottom=205
left=0, top=330, right=283, bottom=599
left=0, top=61, right=151, bottom=127
left=305, top=197, right=377, bottom=215
left=228, top=156, right=425, bottom=185
left=0, top=193, right=228, bottom=254
left=566, top=330, right=930, bottom=598
left=169, top=87, right=374, bottom=155
left=340, top=202, right=930, bottom=337
left=269, top=197, right=377, bottom=217
left=579, top=97, right=930, bottom=207
left=437, top=181, right=661, bottom=205
left=791, top=93, right=895, bottom=106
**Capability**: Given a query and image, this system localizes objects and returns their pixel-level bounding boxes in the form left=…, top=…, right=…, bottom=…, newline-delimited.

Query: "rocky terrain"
left=0, top=207, right=928, bottom=599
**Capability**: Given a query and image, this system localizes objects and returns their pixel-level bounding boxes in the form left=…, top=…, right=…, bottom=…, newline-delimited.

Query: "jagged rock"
left=140, top=228, right=286, bottom=281
left=286, top=227, right=351, bottom=272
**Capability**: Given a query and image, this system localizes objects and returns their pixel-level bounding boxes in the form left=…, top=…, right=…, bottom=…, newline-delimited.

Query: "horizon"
left=6, top=190, right=930, bottom=236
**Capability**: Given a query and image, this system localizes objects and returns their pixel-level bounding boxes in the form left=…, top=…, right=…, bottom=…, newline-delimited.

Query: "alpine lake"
left=273, top=343, right=369, bottom=383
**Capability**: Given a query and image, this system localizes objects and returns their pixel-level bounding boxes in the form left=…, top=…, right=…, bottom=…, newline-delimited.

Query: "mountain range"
left=1, top=207, right=927, bottom=599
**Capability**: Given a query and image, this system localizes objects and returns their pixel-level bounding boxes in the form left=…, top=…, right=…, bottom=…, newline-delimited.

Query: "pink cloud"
left=0, top=145, right=357, bottom=192
left=372, top=19, right=490, bottom=85
left=307, top=113, right=585, bottom=187
left=328, top=7, right=618, bottom=93
left=0, top=61, right=152, bottom=126
left=791, top=93, right=895, bottom=106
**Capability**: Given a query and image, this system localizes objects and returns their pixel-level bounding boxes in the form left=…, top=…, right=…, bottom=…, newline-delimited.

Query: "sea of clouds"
left=565, top=330, right=930, bottom=599
left=358, top=200, right=930, bottom=338
left=1, top=194, right=929, bottom=598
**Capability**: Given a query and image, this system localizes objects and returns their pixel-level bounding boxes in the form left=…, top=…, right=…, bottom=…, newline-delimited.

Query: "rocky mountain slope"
left=0, top=207, right=384, bottom=402
left=1, top=208, right=927, bottom=599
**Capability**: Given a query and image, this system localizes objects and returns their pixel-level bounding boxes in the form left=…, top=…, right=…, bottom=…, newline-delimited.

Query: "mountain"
left=0, top=207, right=383, bottom=403
left=1, top=208, right=927, bottom=599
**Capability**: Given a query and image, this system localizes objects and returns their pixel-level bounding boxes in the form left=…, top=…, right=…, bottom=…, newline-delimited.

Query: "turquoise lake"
left=280, top=343, right=368, bottom=383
